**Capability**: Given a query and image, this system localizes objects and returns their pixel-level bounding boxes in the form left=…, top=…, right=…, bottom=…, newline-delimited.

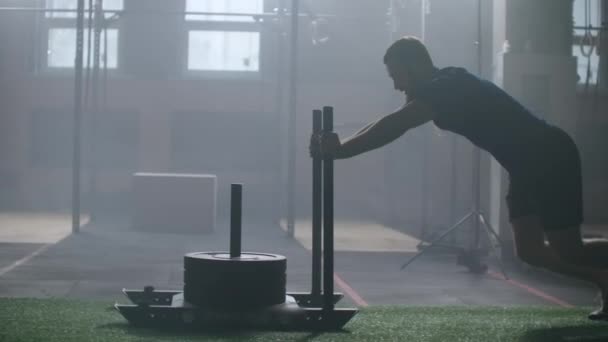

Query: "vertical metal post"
left=101, top=5, right=109, bottom=227
left=102, top=3, right=108, bottom=150
left=286, top=0, right=299, bottom=238
left=89, top=0, right=102, bottom=222
left=72, top=0, right=86, bottom=233
left=471, top=145, right=481, bottom=248
left=83, top=0, right=93, bottom=122
left=471, top=0, right=483, bottom=249
left=420, top=126, right=429, bottom=239
left=603, top=1, right=608, bottom=95
left=322, top=106, right=334, bottom=311
left=230, top=184, right=243, bottom=258
left=311, top=109, right=323, bottom=297
left=419, top=0, right=429, bottom=239
left=604, top=0, right=608, bottom=25
left=275, top=0, right=286, bottom=225
left=448, top=137, right=458, bottom=245
left=600, top=0, right=607, bottom=99
left=83, top=0, right=93, bottom=219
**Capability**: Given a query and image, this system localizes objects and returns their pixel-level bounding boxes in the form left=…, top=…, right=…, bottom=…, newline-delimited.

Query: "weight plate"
left=183, top=251, right=287, bottom=310
left=188, top=252, right=283, bottom=261
left=184, top=276, right=286, bottom=310
left=184, top=252, right=286, bottom=274
left=184, top=252, right=286, bottom=265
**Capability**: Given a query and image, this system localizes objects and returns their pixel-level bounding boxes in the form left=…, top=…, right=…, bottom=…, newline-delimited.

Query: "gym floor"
left=0, top=213, right=599, bottom=311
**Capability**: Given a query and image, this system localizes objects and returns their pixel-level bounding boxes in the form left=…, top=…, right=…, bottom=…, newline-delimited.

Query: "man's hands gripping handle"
left=310, top=131, right=341, bottom=160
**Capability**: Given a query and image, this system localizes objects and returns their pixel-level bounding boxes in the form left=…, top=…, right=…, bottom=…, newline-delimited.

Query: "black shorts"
left=505, top=128, right=584, bottom=231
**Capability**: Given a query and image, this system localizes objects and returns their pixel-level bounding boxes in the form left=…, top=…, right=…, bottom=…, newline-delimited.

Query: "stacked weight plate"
left=183, top=251, right=287, bottom=310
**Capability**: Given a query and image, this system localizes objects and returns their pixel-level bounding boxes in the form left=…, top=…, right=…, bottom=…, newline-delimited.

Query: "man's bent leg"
left=585, top=240, right=608, bottom=266
left=511, top=216, right=604, bottom=285
left=512, top=216, right=608, bottom=320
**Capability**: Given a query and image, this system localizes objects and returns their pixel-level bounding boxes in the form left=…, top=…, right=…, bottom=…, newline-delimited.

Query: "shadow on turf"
left=99, top=322, right=344, bottom=341
left=99, top=322, right=256, bottom=340
left=522, top=325, right=608, bottom=342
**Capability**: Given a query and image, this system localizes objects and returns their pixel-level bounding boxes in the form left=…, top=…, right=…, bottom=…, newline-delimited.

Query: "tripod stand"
left=400, top=0, right=508, bottom=279
left=401, top=145, right=508, bottom=278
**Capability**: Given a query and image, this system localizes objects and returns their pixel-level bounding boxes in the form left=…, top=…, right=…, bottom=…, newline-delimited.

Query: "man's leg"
left=545, top=227, right=608, bottom=268
left=508, top=127, right=606, bottom=316
left=510, top=215, right=607, bottom=291
left=585, top=239, right=608, bottom=263
left=544, top=226, right=608, bottom=319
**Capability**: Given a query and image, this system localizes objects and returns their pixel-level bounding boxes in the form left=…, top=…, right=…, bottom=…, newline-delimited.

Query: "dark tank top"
left=411, top=67, right=559, bottom=175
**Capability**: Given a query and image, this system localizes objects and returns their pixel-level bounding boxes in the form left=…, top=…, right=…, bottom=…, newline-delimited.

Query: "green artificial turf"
left=0, top=298, right=606, bottom=341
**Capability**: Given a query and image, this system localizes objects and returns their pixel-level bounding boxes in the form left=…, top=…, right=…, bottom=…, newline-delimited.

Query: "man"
left=310, top=36, right=608, bottom=320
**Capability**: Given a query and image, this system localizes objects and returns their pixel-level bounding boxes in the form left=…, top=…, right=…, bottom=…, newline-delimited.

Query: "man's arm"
left=336, top=100, right=435, bottom=159
left=352, top=118, right=380, bottom=136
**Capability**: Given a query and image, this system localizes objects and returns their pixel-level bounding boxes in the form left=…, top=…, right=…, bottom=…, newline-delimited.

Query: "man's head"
left=384, top=36, right=435, bottom=95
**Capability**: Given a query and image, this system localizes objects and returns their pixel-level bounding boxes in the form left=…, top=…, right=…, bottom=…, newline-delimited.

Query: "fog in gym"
left=0, top=0, right=607, bottom=339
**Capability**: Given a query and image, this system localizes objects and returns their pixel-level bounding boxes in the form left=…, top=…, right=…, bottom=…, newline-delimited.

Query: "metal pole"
left=286, top=0, right=299, bottom=238
left=102, top=5, right=109, bottom=215
left=275, top=1, right=287, bottom=226
left=471, top=141, right=481, bottom=249
left=72, top=0, right=86, bottom=233
left=83, top=0, right=93, bottom=220
left=419, top=0, right=429, bottom=239
left=471, top=0, right=483, bottom=249
left=230, top=184, right=243, bottom=258
left=420, top=126, right=429, bottom=239
left=88, top=0, right=102, bottom=222
left=311, top=109, right=323, bottom=297
left=449, top=136, right=458, bottom=245
left=83, top=0, right=93, bottom=127
left=102, top=6, right=109, bottom=150
left=600, top=0, right=607, bottom=95
left=322, top=106, right=334, bottom=311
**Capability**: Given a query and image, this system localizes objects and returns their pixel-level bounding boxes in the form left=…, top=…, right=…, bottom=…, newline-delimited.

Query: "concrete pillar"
left=489, top=0, right=578, bottom=261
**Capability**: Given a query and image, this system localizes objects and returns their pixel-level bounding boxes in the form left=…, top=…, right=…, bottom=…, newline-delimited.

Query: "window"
left=48, top=28, right=118, bottom=68
left=572, top=0, right=602, bottom=85
left=184, top=0, right=264, bottom=74
left=43, top=0, right=123, bottom=70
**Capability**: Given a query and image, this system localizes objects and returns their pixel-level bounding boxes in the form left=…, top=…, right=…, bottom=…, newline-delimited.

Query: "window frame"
left=180, top=0, right=267, bottom=80
left=39, top=1, right=124, bottom=76
left=572, top=0, right=605, bottom=90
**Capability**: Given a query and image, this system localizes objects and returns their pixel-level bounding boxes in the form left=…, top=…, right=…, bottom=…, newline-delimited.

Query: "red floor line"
left=334, top=273, right=369, bottom=307
left=488, top=270, right=575, bottom=308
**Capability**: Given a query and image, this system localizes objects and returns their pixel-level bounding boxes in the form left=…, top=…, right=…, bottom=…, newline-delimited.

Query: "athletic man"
left=310, top=36, right=608, bottom=320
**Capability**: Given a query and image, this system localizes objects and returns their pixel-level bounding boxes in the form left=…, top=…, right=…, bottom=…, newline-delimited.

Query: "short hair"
left=383, top=36, right=434, bottom=70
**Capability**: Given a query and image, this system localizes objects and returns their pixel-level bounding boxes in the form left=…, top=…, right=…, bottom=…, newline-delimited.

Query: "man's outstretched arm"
left=336, top=100, right=435, bottom=159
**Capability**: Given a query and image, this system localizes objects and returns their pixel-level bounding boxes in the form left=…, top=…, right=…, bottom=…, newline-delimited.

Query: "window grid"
left=572, top=0, right=603, bottom=85
left=43, top=0, right=123, bottom=70
left=184, top=0, right=264, bottom=74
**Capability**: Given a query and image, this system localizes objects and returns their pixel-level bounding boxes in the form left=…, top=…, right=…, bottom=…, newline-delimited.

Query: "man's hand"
left=309, top=132, right=341, bottom=159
